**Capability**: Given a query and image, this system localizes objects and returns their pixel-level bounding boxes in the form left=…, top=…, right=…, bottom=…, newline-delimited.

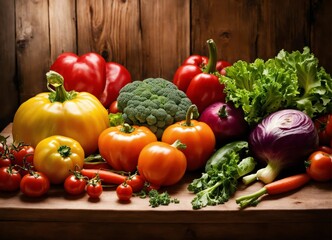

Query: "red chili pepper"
left=99, top=62, right=132, bottom=108
left=50, top=52, right=106, bottom=99
left=173, top=39, right=227, bottom=113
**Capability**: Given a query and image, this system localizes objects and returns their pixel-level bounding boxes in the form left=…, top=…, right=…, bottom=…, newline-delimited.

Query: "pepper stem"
left=203, top=39, right=217, bottom=73
left=171, top=140, right=187, bottom=150
left=46, top=70, right=76, bottom=103
left=58, top=145, right=72, bottom=158
left=120, top=123, right=135, bottom=133
left=183, top=104, right=199, bottom=127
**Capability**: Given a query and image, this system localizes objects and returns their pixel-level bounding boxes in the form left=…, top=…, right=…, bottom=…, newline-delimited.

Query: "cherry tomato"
left=11, top=144, right=34, bottom=168
left=317, top=146, right=332, bottom=155
left=64, top=173, right=87, bottom=196
left=314, top=114, right=332, bottom=146
left=0, top=166, right=22, bottom=192
left=305, top=151, right=332, bottom=182
left=126, top=174, right=145, bottom=192
left=116, top=182, right=133, bottom=201
left=20, top=171, right=50, bottom=197
left=86, top=177, right=103, bottom=199
left=109, top=100, right=120, bottom=113
left=0, top=156, right=12, bottom=168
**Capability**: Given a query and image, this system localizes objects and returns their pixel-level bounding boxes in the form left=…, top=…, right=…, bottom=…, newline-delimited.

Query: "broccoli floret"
left=117, top=78, right=192, bottom=138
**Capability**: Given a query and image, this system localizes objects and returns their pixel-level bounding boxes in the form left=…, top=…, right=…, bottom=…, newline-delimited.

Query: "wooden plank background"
left=0, top=0, right=331, bottom=131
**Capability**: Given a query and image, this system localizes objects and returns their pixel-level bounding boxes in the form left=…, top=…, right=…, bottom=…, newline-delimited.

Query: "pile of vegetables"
left=1, top=42, right=332, bottom=210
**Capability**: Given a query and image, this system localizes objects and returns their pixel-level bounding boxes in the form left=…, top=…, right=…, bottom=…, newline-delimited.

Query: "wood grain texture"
left=257, top=0, right=310, bottom=59
left=49, top=0, right=77, bottom=62
left=1, top=0, right=332, bottom=138
left=76, top=0, right=190, bottom=81
left=0, top=0, right=18, bottom=131
left=310, top=0, right=332, bottom=73
left=140, top=0, right=190, bottom=80
left=191, top=0, right=259, bottom=63
left=15, top=0, right=50, bottom=102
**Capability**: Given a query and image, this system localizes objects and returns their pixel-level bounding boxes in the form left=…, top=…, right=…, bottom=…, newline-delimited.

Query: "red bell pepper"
left=99, top=62, right=132, bottom=108
left=50, top=53, right=132, bottom=109
left=173, top=39, right=227, bottom=113
left=50, top=52, right=106, bottom=99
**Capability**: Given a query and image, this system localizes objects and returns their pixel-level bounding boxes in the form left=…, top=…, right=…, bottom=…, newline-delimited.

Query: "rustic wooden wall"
left=0, top=0, right=331, bottom=131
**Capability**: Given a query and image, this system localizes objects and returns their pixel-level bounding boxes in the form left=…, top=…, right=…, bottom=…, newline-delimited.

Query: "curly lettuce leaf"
left=220, top=47, right=332, bottom=126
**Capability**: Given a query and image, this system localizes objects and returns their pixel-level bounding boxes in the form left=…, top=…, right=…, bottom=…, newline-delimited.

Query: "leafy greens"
left=219, top=47, right=332, bottom=126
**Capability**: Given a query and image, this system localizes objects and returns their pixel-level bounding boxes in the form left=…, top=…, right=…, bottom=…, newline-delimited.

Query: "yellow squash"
left=12, top=71, right=110, bottom=155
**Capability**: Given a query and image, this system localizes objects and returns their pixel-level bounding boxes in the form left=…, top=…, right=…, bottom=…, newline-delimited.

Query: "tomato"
left=162, top=105, right=216, bottom=171
left=317, top=146, right=332, bottom=155
left=86, top=176, right=103, bottom=199
left=20, top=171, right=50, bottom=197
left=0, top=156, right=12, bottom=168
left=126, top=174, right=145, bottom=192
left=305, top=151, right=332, bottom=182
left=98, top=123, right=157, bottom=172
left=314, top=114, right=332, bottom=146
left=109, top=101, right=120, bottom=114
left=33, top=135, right=85, bottom=184
left=64, top=172, right=87, bottom=196
left=116, top=182, right=133, bottom=201
left=137, top=141, right=187, bottom=186
left=0, top=166, right=22, bottom=192
left=143, top=182, right=160, bottom=193
left=11, top=144, right=34, bottom=168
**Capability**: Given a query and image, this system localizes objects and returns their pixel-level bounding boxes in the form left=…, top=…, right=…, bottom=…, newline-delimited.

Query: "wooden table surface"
left=0, top=123, right=331, bottom=240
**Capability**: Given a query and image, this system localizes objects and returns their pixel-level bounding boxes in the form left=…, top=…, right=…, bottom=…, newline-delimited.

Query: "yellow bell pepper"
left=33, top=135, right=85, bottom=184
left=12, top=71, right=110, bottom=155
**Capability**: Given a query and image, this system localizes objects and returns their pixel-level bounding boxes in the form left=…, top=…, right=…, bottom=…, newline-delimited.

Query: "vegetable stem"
left=203, top=39, right=217, bottom=73
left=183, top=104, right=199, bottom=126
left=46, top=70, right=76, bottom=103
left=242, top=173, right=258, bottom=185
left=236, top=173, right=311, bottom=208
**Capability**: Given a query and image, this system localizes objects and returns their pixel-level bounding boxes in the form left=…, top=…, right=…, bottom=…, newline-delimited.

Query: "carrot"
left=80, top=168, right=127, bottom=185
left=236, top=173, right=311, bottom=208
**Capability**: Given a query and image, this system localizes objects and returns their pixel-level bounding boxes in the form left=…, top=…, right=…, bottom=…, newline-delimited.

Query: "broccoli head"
left=117, top=78, right=192, bottom=138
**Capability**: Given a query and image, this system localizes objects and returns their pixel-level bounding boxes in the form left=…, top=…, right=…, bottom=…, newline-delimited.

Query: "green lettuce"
left=220, top=47, right=332, bottom=126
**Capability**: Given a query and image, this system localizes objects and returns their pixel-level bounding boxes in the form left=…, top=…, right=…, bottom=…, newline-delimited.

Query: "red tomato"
left=20, top=171, right=50, bottom=197
left=0, top=156, right=12, bottom=168
left=11, top=144, right=34, bottom=168
left=0, top=166, right=22, bottom=192
left=126, top=174, right=145, bottom=192
left=64, top=174, right=87, bottom=196
left=314, top=114, right=332, bottom=146
left=305, top=151, right=332, bottom=182
left=86, top=179, right=103, bottom=199
left=116, top=182, right=133, bottom=201
left=317, top=146, right=332, bottom=155
left=109, top=101, right=120, bottom=114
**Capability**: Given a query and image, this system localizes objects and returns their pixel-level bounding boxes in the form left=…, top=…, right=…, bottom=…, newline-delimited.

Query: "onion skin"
left=199, top=102, right=249, bottom=145
left=248, top=109, right=319, bottom=184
